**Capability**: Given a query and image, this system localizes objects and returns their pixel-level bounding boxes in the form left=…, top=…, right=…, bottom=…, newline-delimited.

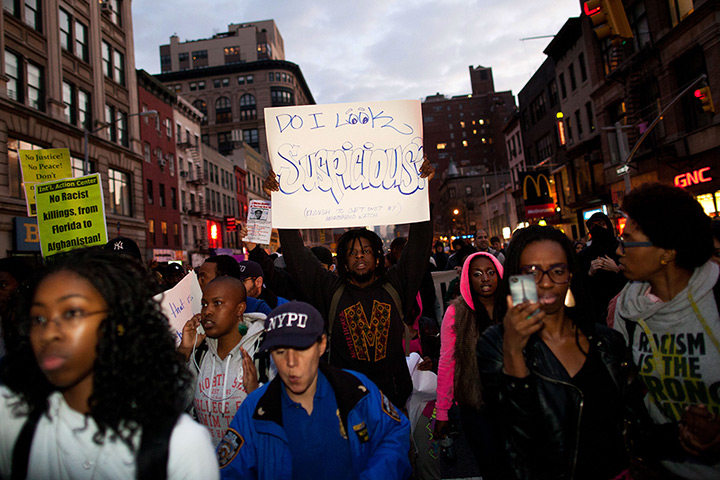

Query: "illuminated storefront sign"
left=674, top=167, right=712, bottom=188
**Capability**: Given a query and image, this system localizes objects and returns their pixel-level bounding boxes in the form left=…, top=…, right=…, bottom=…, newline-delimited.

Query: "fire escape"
left=178, top=141, right=209, bottom=251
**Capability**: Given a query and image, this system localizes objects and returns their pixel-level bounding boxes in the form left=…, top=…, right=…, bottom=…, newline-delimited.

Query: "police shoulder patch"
left=217, top=428, right=244, bottom=468
left=381, top=393, right=401, bottom=422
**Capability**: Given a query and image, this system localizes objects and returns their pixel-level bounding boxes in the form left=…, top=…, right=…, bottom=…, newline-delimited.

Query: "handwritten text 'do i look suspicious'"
left=275, top=140, right=425, bottom=205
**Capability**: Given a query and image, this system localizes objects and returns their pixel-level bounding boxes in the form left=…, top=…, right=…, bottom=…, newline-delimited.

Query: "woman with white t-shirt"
left=0, top=248, right=218, bottom=479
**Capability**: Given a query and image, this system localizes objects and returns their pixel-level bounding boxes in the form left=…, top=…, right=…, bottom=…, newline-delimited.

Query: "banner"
left=520, top=170, right=555, bottom=219
left=154, top=270, right=202, bottom=345
left=243, top=199, right=272, bottom=244
left=35, top=174, right=108, bottom=257
left=264, top=100, right=429, bottom=228
left=19, top=148, right=73, bottom=216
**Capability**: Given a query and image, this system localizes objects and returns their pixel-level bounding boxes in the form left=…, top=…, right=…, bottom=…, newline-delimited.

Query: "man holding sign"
left=263, top=159, right=434, bottom=409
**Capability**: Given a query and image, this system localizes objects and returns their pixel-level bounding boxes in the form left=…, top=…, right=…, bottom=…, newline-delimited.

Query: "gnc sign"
left=674, top=167, right=712, bottom=188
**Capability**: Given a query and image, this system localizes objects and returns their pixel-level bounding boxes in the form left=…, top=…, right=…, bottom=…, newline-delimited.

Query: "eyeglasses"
left=617, top=237, right=654, bottom=254
left=519, top=264, right=570, bottom=284
left=19, top=309, right=108, bottom=336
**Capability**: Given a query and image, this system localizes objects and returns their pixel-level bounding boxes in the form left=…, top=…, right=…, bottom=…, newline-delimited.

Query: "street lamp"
left=83, top=110, right=158, bottom=175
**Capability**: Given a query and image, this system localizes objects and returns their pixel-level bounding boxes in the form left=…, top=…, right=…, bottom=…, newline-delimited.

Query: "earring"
left=564, top=288, right=576, bottom=308
left=660, top=259, right=668, bottom=265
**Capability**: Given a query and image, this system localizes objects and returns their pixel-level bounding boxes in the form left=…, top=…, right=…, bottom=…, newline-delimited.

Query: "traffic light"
left=584, top=0, right=633, bottom=40
left=695, top=86, right=715, bottom=114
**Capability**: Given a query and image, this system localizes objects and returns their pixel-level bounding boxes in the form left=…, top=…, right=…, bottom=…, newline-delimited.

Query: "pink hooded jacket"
left=436, top=252, right=504, bottom=421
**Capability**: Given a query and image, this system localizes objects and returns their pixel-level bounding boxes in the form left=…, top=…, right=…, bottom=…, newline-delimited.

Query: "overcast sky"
left=132, top=1, right=581, bottom=105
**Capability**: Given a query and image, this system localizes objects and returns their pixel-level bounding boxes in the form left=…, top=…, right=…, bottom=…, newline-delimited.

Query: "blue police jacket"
left=217, top=362, right=411, bottom=480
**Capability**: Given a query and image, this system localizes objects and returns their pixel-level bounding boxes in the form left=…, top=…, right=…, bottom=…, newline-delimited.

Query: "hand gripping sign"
left=264, top=100, right=430, bottom=228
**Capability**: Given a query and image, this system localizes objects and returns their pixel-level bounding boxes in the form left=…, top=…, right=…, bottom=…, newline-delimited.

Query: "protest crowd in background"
left=1, top=157, right=720, bottom=479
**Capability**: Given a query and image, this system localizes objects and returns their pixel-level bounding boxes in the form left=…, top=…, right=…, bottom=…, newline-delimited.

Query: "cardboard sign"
left=264, top=100, right=429, bottom=228
left=243, top=199, right=272, bottom=244
left=154, top=270, right=202, bottom=345
left=35, top=174, right=108, bottom=257
left=19, top=148, right=73, bottom=216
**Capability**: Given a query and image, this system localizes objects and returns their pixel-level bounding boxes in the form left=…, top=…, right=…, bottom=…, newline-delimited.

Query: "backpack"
left=11, top=409, right=177, bottom=480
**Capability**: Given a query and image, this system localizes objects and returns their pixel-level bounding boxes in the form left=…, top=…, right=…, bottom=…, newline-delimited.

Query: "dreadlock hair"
left=494, top=225, right=589, bottom=329
left=1, top=247, right=191, bottom=450
left=205, top=254, right=241, bottom=279
left=335, top=228, right=386, bottom=284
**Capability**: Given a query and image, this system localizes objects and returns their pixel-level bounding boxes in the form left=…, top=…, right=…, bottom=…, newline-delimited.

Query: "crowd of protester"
left=0, top=180, right=719, bottom=479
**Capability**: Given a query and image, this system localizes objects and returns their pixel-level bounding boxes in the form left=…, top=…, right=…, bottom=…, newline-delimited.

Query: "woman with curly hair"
left=477, top=225, right=632, bottom=480
left=0, top=248, right=217, bottom=479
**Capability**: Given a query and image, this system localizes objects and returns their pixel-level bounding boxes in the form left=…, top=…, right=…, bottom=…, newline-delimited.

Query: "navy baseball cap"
left=260, top=301, right=325, bottom=351
left=104, top=236, right=142, bottom=261
left=238, top=260, right=264, bottom=279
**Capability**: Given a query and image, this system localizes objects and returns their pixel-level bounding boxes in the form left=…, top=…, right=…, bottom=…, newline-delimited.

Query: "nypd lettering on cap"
left=266, top=312, right=308, bottom=331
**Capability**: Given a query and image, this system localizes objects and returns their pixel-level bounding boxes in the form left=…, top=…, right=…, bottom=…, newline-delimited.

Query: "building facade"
left=137, top=69, right=183, bottom=261
left=422, top=65, right=516, bottom=236
left=155, top=21, right=314, bottom=161
left=0, top=0, right=145, bottom=256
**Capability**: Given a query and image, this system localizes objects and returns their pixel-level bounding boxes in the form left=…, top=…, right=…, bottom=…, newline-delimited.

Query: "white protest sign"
left=264, top=100, right=429, bottom=228
left=243, top=199, right=272, bottom=244
left=154, top=270, right=202, bottom=345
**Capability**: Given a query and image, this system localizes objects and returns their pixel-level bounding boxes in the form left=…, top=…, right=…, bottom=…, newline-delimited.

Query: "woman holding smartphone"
left=0, top=249, right=217, bottom=479
left=477, top=225, right=631, bottom=480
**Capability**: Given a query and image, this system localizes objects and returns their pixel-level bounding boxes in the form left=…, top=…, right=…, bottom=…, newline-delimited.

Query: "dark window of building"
left=218, top=132, right=233, bottom=155
left=192, top=50, right=208, bottom=67
left=675, top=48, right=712, bottom=132
left=4, top=50, right=21, bottom=103
left=559, top=73, right=567, bottom=99
left=75, top=20, right=89, bottom=62
left=568, top=63, right=577, bottom=91
left=271, top=87, right=294, bottom=106
left=215, top=96, right=232, bottom=123
left=578, top=53, right=587, bottom=82
left=585, top=102, right=595, bottom=132
left=239, top=93, right=256, bottom=120
left=243, top=128, right=259, bottom=152
left=146, top=179, right=153, bottom=204
left=192, top=99, right=207, bottom=124
left=102, top=41, right=112, bottom=77
left=213, top=79, right=221, bottom=88
left=27, top=61, right=43, bottom=111
left=113, top=50, right=125, bottom=86
left=668, top=0, right=693, bottom=27
left=548, top=80, right=558, bottom=107
left=171, top=187, right=177, bottom=210
left=246, top=75, right=254, bottom=84
left=159, top=183, right=166, bottom=207
left=59, top=8, right=71, bottom=50
left=62, top=81, right=75, bottom=124
left=575, top=109, right=583, bottom=138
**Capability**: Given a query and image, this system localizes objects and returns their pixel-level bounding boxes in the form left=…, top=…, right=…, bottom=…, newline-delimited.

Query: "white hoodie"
left=191, top=312, right=267, bottom=446
left=614, top=261, right=720, bottom=479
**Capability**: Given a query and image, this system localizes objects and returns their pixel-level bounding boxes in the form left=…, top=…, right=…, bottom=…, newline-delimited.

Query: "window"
left=575, top=109, right=583, bottom=138
left=559, top=73, right=567, bottom=99
left=224, top=46, right=240, bottom=64
left=71, top=156, right=95, bottom=177
left=192, top=100, right=207, bottom=123
left=213, top=79, right=221, bottom=88
left=189, top=82, right=197, bottom=91
left=578, top=53, right=587, bottom=82
left=168, top=153, right=174, bottom=175
left=116, top=110, right=128, bottom=147
left=218, top=132, right=233, bottom=155
left=222, top=78, right=229, bottom=87
left=108, top=168, right=131, bottom=216
left=165, top=118, right=172, bottom=138
left=62, top=81, right=75, bottom=124
left=586, top=102, right=595, bottom=132
left=242, top=129, right=259, bottom=152
left=246, top=75, right=253, bottom=84
left=102, top=41, right=112, bottom=77
left=171, top=187, right=177, bottom=210
left=237, top=76, right=245, bottom=85
left=669, top=0, right=693, bottom=27
left=239, top=94, right=256, bottom=120
left=215, top=96, right=232, bottom=123
left=148, top=219, right=154, bottom=245
left=176, top=122, right=182, bottom=140
left=159, top=183, right=166, bottom=207
left=59, top=8, right=71, bottom=50
left=269, top=72, right=275, bottom=82
left=146, top=179, right=153, bottom=204
left=548, top=80, right=558, bottom=107
left=24, top=0, right=40, bottom=31
left=271, top=87, right=294, bottom=106
left=192, top=50, right=208, bottom=68
left=465, top=186, right=472, bottom=195
left=104, top=0, right=122, bottom=26
left=161, top=221, right=168, bottom=246
left=5, top=50, right=20, bottom=102
left=144, top=142, right=151, bottom=162
left=568, top=63, right=577, bottom=91
left=26, top=62, right=43, bottom=111
left=75, top=21, right=89, bottom=62
left=113, top=50, right=125, bottom=85
left=179, top=52, right=189, bottom=61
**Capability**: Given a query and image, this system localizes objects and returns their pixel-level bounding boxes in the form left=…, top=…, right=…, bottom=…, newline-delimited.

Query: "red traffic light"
left=695, top=89, right=706, bottom=99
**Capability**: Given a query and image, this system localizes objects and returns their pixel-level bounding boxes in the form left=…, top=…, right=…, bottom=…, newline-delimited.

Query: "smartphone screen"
left=509, top=274, right=538, bottom=305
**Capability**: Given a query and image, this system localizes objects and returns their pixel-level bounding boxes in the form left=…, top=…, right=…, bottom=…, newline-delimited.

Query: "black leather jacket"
left=477, top=322, right=630, bottom=480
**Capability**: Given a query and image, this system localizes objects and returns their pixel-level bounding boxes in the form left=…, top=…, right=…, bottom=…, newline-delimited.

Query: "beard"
left=349, top=269, right=375, bottom=284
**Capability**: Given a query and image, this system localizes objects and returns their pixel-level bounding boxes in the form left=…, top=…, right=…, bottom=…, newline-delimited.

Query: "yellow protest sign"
left=19, top=148, right=73, bottom=217
left=35, top=174, right=108, bottom=257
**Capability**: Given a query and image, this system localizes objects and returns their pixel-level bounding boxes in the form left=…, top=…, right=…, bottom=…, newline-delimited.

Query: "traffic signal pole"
left=617, top=73, right=709, bottom=193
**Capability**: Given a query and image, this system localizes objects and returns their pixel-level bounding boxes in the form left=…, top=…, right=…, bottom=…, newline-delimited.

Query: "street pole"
left=83, top=110, right=158, bottom=177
